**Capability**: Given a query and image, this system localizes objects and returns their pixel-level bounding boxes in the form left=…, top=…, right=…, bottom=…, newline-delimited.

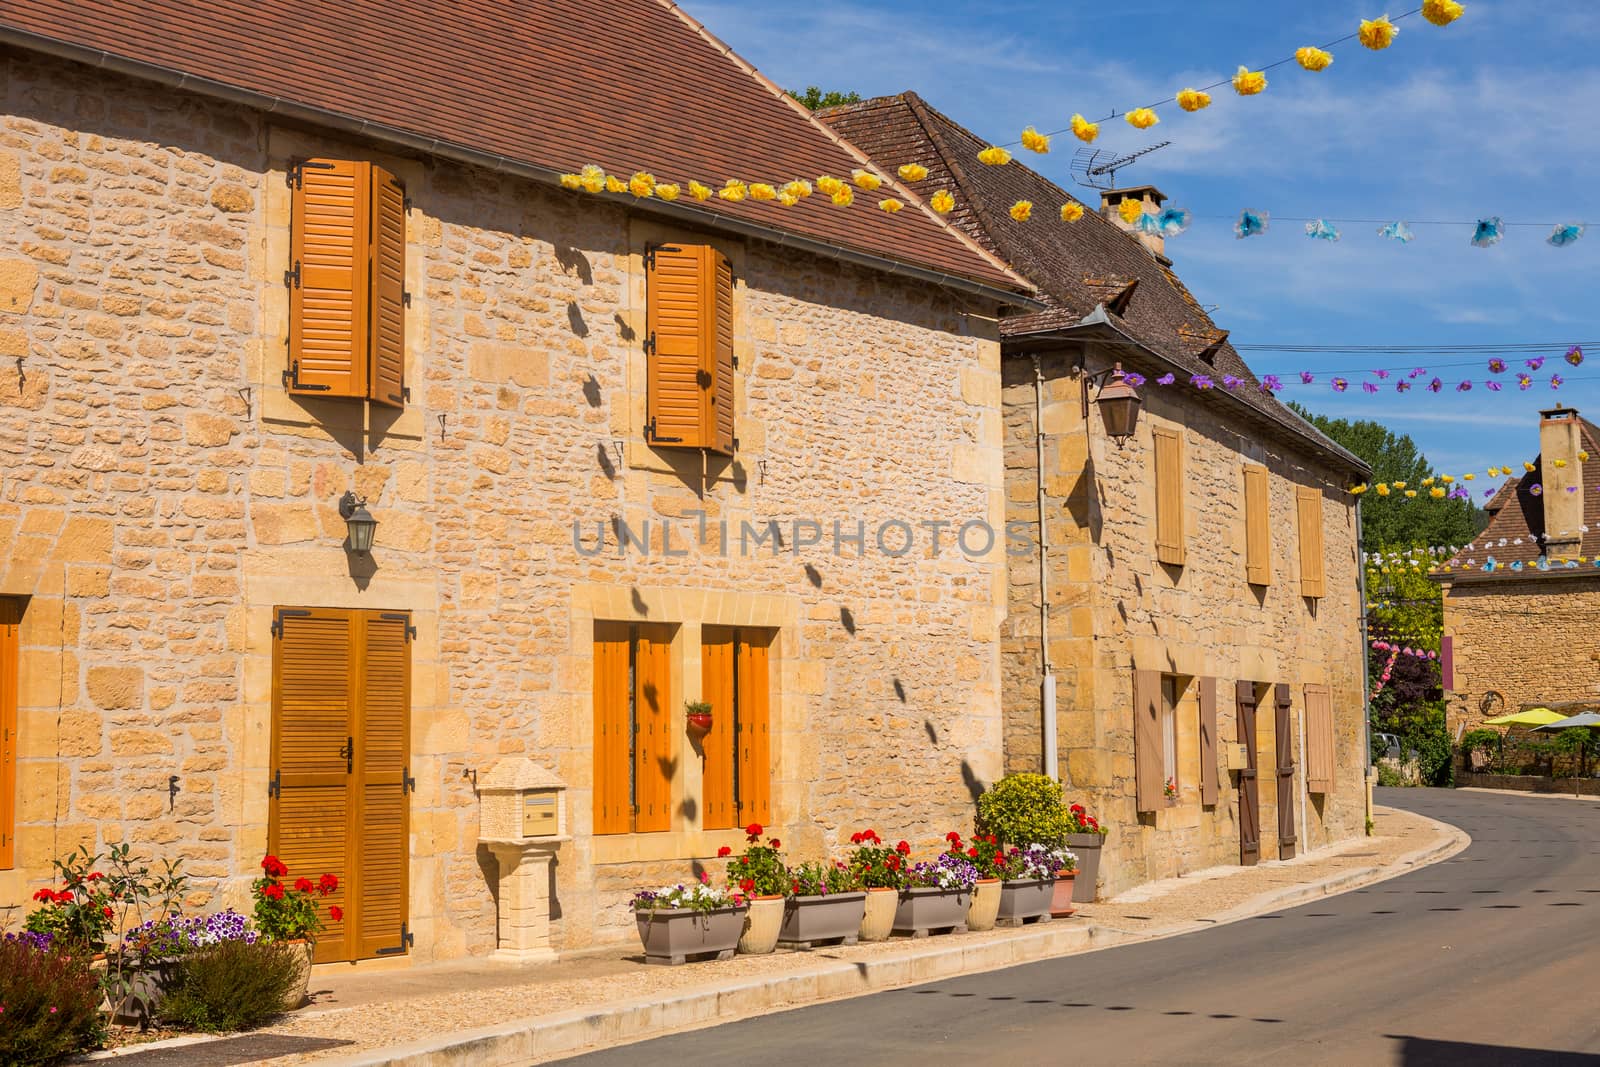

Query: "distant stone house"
left=0, top=2, right=1040, bottom=961
left=825, top=94, right=1372, bottom=894
left=1437, top=408, right=1600, bottom=734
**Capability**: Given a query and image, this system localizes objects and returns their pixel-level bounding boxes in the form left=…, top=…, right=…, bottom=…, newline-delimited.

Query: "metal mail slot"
left=522, top=793, right=558, bottom=837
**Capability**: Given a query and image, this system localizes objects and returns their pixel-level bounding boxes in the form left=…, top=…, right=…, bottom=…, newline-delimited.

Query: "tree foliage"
left=787, top=86, right=862, bottom=110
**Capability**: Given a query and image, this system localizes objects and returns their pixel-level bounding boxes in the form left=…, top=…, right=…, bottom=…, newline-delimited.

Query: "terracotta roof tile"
left=0, top=0, right=1029, bottom=294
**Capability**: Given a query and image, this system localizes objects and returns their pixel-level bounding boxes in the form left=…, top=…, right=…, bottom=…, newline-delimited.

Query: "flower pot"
left=859, top=887, right=898, bottom=942
left=996, top=877, right=1054, bottom=926
left=635, top=905, right=748, bottom=965
left=891, top=887, right=970, bottom=937
left=687, top=713, right=713, bottom=734
left=285, top=938, right=315, bottom=1008
left=1067, top=832, right=1105, bottom=903
left=736, top=895, right=785, bottom=955
left=1050, top=872, right=1077, bottom=918
left=966, top=878, right=1002, bottom=932
left=779, top=892, right=866, bottom=947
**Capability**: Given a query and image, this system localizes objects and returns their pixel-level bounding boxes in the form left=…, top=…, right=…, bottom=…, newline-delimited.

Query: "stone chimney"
left=1539, top=406, right=1584, bottom=554
left=1100, top=186, right=1167, bottom=258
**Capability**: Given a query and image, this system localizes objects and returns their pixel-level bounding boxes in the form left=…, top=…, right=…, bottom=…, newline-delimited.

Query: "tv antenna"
left=1070, top=141, right=1172, bottom=190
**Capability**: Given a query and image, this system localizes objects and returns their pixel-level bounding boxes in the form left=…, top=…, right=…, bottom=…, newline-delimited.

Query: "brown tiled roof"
left=819, top=92, right=1367, bottom=475
left=1440, top=418, right=1600, bottom=579
left=0, top=0, right=1029, bottom=296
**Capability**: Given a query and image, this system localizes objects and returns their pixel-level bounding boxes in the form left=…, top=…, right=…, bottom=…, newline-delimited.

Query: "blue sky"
left=680, top=0, right=1599, bottom=482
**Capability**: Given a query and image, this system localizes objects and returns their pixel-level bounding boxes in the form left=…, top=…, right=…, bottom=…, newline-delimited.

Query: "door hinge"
left=267, top=769, right=281, bottom=799
left=375, top=923, right=414, bottom=955
left=270, top=608, right=312, bottom=638
left=284, top=260, right=302, bottom=289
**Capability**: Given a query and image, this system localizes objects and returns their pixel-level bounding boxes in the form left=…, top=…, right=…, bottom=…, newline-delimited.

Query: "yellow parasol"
left=1483, top=707, right=1569, bottom=726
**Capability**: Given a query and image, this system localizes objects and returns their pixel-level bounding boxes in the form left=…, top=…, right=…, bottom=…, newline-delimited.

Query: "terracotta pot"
left=891, top=887, right=970, bottom=936
left=736, top=895, right=785, bottom=955
left=859, top=887, right=898, bottom=942
left=779, top=892, right=866, bottom=946
left=1050, top=872, right=1077, bottom=918
left=636, top=905, right=747, bottom=965
left=996, top=877, right=1054, bottom=925
left=687, top=713, right=713, bottom=734
left=1067, top=832, right=1105, bottom=903
left=284, top=938, right=314, bottom=1008
left=966, top=878, right=1002, bottom=932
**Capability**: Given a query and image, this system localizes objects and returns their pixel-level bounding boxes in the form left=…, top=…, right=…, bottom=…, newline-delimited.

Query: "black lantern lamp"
left=339, top=491, right=378, bottom=555
left=1093, top=363, right=1143, bottom=445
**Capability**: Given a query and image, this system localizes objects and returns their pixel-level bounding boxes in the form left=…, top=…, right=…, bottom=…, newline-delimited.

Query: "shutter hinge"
left=401, top=386, right=412, bottom=402
left=270, top=608, right=312, bottom=638
left=402, top=194, right=413, bottom=213
left=644, top=417, right=682, bottom=445
left=403, top=766, right=416, bottom=794
left=379, top=612, right=417, bottom=640
left=282, top=362, right=330, bottom=392
left=285, top=158, right=337, bottom=190
left=284, top=261, right=301, bottom=289
left=267, top=769, right=281, bottom=798
left=732, top=355, right=739, bottom=370
left=643, top=332, right=656, bottom=357
left=402, top=289, right=412, bottom=308
left=376, top=923, right=414, bottom=955
left=644, top=244, right=655, bottom=270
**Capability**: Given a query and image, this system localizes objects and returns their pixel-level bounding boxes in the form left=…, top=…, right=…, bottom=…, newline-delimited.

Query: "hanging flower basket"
left=685, top=701, right=713, bottom=735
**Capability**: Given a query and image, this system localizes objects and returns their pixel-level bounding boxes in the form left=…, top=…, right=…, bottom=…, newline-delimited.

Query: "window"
left=1134, top=669, right=1189, bottom=811
left=1304, top=683, right=1333, bottom=793
left=593, top=622, right=675, bottom=834
left=644, top=243, right=734, bottom=453
left=285, top=158, right=408, bottom=408
left=0, top=598, right=18, bottom=870
left=1152, top=426, right=1186, bottom=566
left=1243, top=464, right=1271, bottom=585
left=1296, top=486, right=1326, bottom=598
left=700, top=627, right=773, bottom=829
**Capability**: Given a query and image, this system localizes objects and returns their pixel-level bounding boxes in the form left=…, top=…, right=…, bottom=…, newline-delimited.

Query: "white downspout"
left=1034, top=355, right=1058, bottom=781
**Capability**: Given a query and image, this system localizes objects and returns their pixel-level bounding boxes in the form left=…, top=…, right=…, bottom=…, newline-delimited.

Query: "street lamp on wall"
left=1087, top=362, right=1143, bottom=445
left=339, top=491, right=378, bottom=555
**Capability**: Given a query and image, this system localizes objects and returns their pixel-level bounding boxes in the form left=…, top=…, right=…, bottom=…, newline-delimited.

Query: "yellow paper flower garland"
left=977, top=146, right=1013, bottom=165
left=558, top=173, right=583, bottom=190
left=878, top=198, right=904, bottom=214
left=816, top=175, right=844, bottom=197
left=688, top=181, right=713, bottom=201
left=748, top=182, right=777, bottom=200
left=830, top=184, right=854, bottom=207
left=851, top=169, right=883, bottom=191
left=1422, top=0, right=1464, bottom=26
left=1060, top=202, right=1085, bottom=222
left=1118, top=199, right=1143, bottom=224
left=930, top=190, right=955, bottom=214
left=656, top=182, right=680, bottom=201
left=1232, top=66, right=1268, bottom=95
left=718, top=179, right=748, bottom=202
left=1359, top=15, right=1399, bottom=50
left=1020, top=127, right=1051, bottom=153
left=1176, top=89, right=1211, bottom=112
left=1009, top=200, right=1033, bottom=222
left=1296, top=46, right=1334, bottom=71
left=781, top=179, right=813, bottom=200
left=628, top=171, right=656, bottom=198
left=1070, top=114, right=1099, bottom=143
left=1126, top=107, right=1160, bottom=129
left=896, top=163, right=928, bottom=182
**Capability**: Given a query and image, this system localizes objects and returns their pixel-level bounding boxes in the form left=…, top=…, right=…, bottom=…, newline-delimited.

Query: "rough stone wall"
left=1001, top=345, right=1366, bottom=895
left=0, top=51, right=1008, bottom=956
left=1442, top=576, right=1600, bottom=734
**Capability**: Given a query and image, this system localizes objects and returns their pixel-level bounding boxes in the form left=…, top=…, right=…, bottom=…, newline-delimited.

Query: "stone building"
left=825, top=94, right=1371, bottom=894
left=0, top=3, right=1039, bottom=961
left=1437, top=408, right=1600, bottom=733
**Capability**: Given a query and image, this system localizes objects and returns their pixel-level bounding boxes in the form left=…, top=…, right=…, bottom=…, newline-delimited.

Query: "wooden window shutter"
left=700, top=628, right=736, bottom=831
left=592, top=623, right=632, bottom=835
left=0, top=599, right=19, bottom=870
left=368, top=166, right=408, bottom=409
left=1243, top=465, right=1271, bottom=585
left=1441, top=635, right=1454, bottom=692
left=1153, top=427, right=1186, bottom=566
left=1305, top=683, right=1333, bottom=794
left=633, top=624, right=674, bottom=833
left=1198, top=676, right=1218, bottom=808
left=354, top=612, right=411, bottom=959
left=1296, top=486, right=1326, bottom=598
left=646, top=244, right=734, bottom=454
left=1133, top=669, right=1162, bottom=813
left=288, top=159, right=371, bottom=398
left=736, top=630, right=772, bottom=826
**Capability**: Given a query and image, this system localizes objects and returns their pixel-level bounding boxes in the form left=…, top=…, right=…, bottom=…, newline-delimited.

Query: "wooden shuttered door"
left=1153, top=427, right=1186, bottom=566
left=271, top=608, right=411, bottom=963
left=702, top=627, right=773, bottom=830
left=1273, top=683, right=1297, bottom=859
left=1133, top=669, right=1163, bottom=813
left=1243, top=465, right=1271, bottom=586
left=645, top=243, right=734, bottom=454
left=1198, top=676, right=1219, bottom=808
left=700, top=629, right=737, bottom=830
left=0, top=598, right=18, bottom=870
left=1236, top=681, right=1261, bottom=867
left=633, top=624, right=674, bottom=833
left=735, top=631, right=772, bottom=826
left=1304, top=683, right=1334, bottom=794
left=1296, top=486, right=1326, bottom=599
left=288, top=159, right=406, bottom=406
left=592, top=623, right=633, bottom=835
left=592, top=623, right=675, bottom=835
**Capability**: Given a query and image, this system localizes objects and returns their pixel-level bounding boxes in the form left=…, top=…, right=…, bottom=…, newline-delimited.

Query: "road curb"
left=317, top=815, right=1468, bottom=1067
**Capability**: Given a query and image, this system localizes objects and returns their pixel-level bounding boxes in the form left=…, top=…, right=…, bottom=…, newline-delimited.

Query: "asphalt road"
left=564, top=788, right=1600, bottom=1066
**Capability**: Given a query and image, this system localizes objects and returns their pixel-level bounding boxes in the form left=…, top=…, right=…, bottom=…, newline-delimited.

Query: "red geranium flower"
left=102, top=906, right=113, bottom=919
left=717, top=846, right=732, bottom=858
left=329, top=905, right=344, bottom=922
left=295, top=877, right=314, bottom=893
left=58, top=891, right=73, bottom=903
left=87, top=872, right=104, bottom=881
left=263, top=883, right=285, bottom=900
left=968, top=847, right=979, bottom=858
left=739, top=878, right=755, bottom=893
left=1070, top=804, right=1085, bottom=814
left=32, top=888, right=53, bottom=902
left=261, top=855, right=289, bottom=878
left=744, top=822, right=763, bottom=838
left=886, top=854, right=901, bottom=871
left=769, top=839, right=781, bottom=849
left=946, top=831, right=962, bottom=843
left=319, top=873, right=339, bottom=894
left=896, top=841, right=911, bottom=855
left=849, top=832, right=862, bottom=845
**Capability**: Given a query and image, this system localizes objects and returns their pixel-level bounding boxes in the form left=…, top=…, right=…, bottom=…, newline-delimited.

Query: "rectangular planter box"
left=1068, top=832, right=1105, bottom=903
left=635, top=905, right=748, bottom=966
left=891, top=887, right=969, bottom=937
left=995, top=877, right=1054, bottom=926
left=779, top=892, right=866, bottom=947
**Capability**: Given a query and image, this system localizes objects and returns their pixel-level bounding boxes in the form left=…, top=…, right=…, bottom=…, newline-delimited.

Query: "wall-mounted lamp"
left=339, top=491, right=379, bottom=555
left=1083, top=362, right=1143, bottom=446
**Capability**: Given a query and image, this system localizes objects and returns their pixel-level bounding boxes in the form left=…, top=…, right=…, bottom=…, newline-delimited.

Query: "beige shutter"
left=368, top=166, right=407, bottom=409
left=1198, top=676, right=1218, bottom=807
left=1296, top=486, right=1326, bottom=598
left=1244, top=465, right=1271, bottom=585
left=1153, top=427, right=1186, bottom=566
left=1134, top=669, right=1163, bottom=813
left=1305, top=683, right=1333, bottom=794
left=288, top=159, right=371, bottom=398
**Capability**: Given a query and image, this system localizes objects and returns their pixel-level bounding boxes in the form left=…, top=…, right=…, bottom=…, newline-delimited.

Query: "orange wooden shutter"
left=368, top=167, right=407, bottom=409
left=736, top=631, right=772, bottom=826
left=0, top=598, right=19, bottom=870
left=646, top=244, right=733, bottom=453
left=592, top=623, right=632, bottom=835
left=288, top=159, right=371, bottom=398
left=1133, top=669, right=1162, bottom=813
left=354, top=612, right=411, bottom=958
left=700, top=628, right=736, bottom=831
left=270, top=607, right=356, bottom=964
left=1153, top=427, right=1186, bottom=566
left=1244, top=465, right=1271, bottom=586
left=633, top=624, right=674, bottom=833
left=1198, top=676, right=1218, bottom=808
left=710, top=251, right=736, bottom=455
left=1297, top=486, right=1326, bottom=598
left=1305, top=683, right=1333, bottom=794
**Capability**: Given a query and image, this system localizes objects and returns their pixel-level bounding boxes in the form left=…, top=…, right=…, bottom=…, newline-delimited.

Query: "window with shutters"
left=1153, top=426, right=1186, bottom=567
left=1296, top=486, right=1326, bottom=599
left=593, top=622, right=676, bottom=835
left=1243, top=464, right=1271, bottom=586
left=1160, top=675, right=1181, bottom=800
left=285, top=158, right=409, bottom=408
left=701, top=627, right=774, bottom=831
left=644, top=243, right=735, bottom=454
left=0, top=598, right=18, bottom=870
left=1304, top=683, right=1334, bottom=794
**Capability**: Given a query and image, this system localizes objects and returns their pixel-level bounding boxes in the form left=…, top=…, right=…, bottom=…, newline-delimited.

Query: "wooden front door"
left=270, top=608, right=412, bottom=963
left=1274, top=682, right=1297, bottom=860
left=1235, top=680, right=1260, bottom=867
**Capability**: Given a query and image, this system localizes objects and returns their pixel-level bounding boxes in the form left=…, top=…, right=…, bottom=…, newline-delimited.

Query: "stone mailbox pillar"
left=478, top=759, right=569, bottom=963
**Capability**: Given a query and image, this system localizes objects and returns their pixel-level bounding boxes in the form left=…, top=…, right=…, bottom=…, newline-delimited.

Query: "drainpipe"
left=1356, top=497, right=1374, bottom=827
left=1033, top=355, right=1058, bottom=781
